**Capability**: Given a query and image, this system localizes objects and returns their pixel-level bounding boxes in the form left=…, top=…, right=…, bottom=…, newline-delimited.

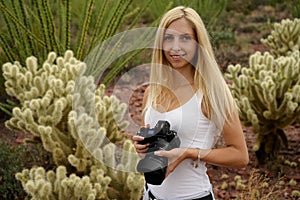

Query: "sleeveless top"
left=144, top=92, right=218, bottom=200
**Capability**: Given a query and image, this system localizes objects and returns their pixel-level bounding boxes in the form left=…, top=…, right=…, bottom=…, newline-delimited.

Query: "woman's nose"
left=171, top=39, right=181, bottom=51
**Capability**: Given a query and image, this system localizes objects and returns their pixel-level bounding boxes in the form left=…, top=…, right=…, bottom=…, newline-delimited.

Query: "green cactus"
left=2, top=50, right=144, bottom=199
left=261, top=18, right=300, bottom=57
left=225, top=18, right=300, bottom=164
left=225, top=50, right=300, bottom=164
left=15, top=166, right=111, bottom=200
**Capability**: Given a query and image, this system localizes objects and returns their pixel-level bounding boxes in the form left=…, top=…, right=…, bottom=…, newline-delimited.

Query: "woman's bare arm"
left=155, top=111, right=249, bottom=176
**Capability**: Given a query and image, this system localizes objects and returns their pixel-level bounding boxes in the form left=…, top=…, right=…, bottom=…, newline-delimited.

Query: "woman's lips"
left=170, top=54, right=186, bottom=61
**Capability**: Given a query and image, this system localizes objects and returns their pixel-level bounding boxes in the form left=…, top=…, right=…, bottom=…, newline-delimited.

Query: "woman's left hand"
left=154, top=148, right=187, bottom=177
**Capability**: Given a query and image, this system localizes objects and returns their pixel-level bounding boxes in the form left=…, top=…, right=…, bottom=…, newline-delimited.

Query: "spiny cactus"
left=261, top=18, right=300, bottom=57
left=225, top=51, right=300, bottom=164
left=16, top=166, right=111, bottom=200
left=225, top=18, right=300, bottom=164
left=2, top=50, right=144, bottom=199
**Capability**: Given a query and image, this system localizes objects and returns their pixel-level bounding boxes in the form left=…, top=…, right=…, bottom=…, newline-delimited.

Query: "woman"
left=132, top=6, right=249, bottom=200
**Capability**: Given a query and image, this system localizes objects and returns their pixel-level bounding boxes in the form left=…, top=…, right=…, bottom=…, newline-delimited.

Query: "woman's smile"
left=163, top=18, right=197, bottom=70
left=170, top=53, right=187, bottom=61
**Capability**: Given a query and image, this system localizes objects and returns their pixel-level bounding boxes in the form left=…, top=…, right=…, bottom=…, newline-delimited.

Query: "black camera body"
left=136, top=120, right=180, bottom=185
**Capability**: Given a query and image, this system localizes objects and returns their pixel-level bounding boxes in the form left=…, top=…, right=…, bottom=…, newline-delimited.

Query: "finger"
left=132, top=135, right=145, bottom=142
left=134, top=142, right=149, bottom=148
left=145, top=124, right=150, bottom=128
left=154, top=150, right=167, bottom=157
left=134, top=143, right=149, bottom=152
left=139, top=149, right=149, bottom=154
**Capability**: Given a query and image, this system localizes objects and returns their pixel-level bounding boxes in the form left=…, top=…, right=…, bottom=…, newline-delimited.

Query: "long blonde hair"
left=145, top=6, right=237, bottom=130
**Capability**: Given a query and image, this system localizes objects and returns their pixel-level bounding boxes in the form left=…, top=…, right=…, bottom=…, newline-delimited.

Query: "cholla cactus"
left=2, top=50, right=144, bottom=199
left=225, top=18, right=300, bottom=164
left=261, top=18, right=300, bottom=57
left=16, top=166, right=111, bottom=200
left=225, top=50, right=300, bottom=163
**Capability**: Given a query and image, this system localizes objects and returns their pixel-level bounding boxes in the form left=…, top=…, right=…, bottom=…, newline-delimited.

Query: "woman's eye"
left=164, top=35, right=173, bottom=41
left=181, top=35, right=191, bottom=41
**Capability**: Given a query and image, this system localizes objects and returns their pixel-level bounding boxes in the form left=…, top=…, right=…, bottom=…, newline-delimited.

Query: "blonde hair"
left=145, top=6, right=237, bottom=130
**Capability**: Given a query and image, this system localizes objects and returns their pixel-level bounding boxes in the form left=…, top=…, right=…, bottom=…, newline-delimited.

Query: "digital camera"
left=136, top=120, right=180, bottom=185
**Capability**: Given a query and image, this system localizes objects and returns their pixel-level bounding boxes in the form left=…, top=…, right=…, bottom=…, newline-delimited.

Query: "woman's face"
left=162, top=18, right=197, bottom=70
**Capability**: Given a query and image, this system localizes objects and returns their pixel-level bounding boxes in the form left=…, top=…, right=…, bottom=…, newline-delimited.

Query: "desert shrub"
left=290, top=0, right=300, bottom=18
left=236, top=169, right=284, bottom=200
left=0, top=0, right=153, bottom=116
left=0, top=0, right=151, bottom=64
left=225, top=18, right=300, bottom=164
left=0, top=139, right=25, bottom=199
left=3, top=50, right=144, bottom=199
left=133, top=0, right=229, bottom=38
left=0, top=134, right=55, bottom=199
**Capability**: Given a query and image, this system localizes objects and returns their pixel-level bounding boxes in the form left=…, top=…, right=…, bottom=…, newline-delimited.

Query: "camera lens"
left=137, top=154, right=168, bottom=173
left=143, top=167, right=167, bottom=185
left=137, top=155, right=168, bottom=185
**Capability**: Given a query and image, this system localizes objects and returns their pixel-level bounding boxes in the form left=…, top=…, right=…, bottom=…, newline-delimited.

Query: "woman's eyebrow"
left=164, top=32, right=194, bottom=36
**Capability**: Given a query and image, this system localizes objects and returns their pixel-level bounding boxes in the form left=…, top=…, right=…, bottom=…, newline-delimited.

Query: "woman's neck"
left=171, top=65, right=195, bottom=88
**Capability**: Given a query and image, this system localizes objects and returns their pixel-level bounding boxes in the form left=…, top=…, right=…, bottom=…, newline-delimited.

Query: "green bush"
left=0, top=139, right=25, bottom=199
left=3, top=51, right=144, bottom=199
left=0, top=137, right=54, bottom=199
left=0, top=0, right=154, bottom=116
left=225, top=18, right=300, bottom=164
left=133, top=0, right=228, bottom=34
left=291, top=0, right=300, bottom=18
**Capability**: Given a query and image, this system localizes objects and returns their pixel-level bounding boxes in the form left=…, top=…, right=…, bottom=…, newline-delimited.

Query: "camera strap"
left=144, top=183, right=213, bottom=200
left=145, top=184, right=158, bottom=200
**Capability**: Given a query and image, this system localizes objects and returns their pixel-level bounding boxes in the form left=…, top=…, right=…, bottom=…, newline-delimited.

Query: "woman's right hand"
left=132, top=124, right=150, bottom=158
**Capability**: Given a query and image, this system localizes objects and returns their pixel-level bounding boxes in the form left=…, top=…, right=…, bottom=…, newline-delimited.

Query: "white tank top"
left=144, top=92, right=218, bottom=200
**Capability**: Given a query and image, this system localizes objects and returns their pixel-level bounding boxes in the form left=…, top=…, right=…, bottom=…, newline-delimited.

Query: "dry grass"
left=236, top=169, right=286, bottom=200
